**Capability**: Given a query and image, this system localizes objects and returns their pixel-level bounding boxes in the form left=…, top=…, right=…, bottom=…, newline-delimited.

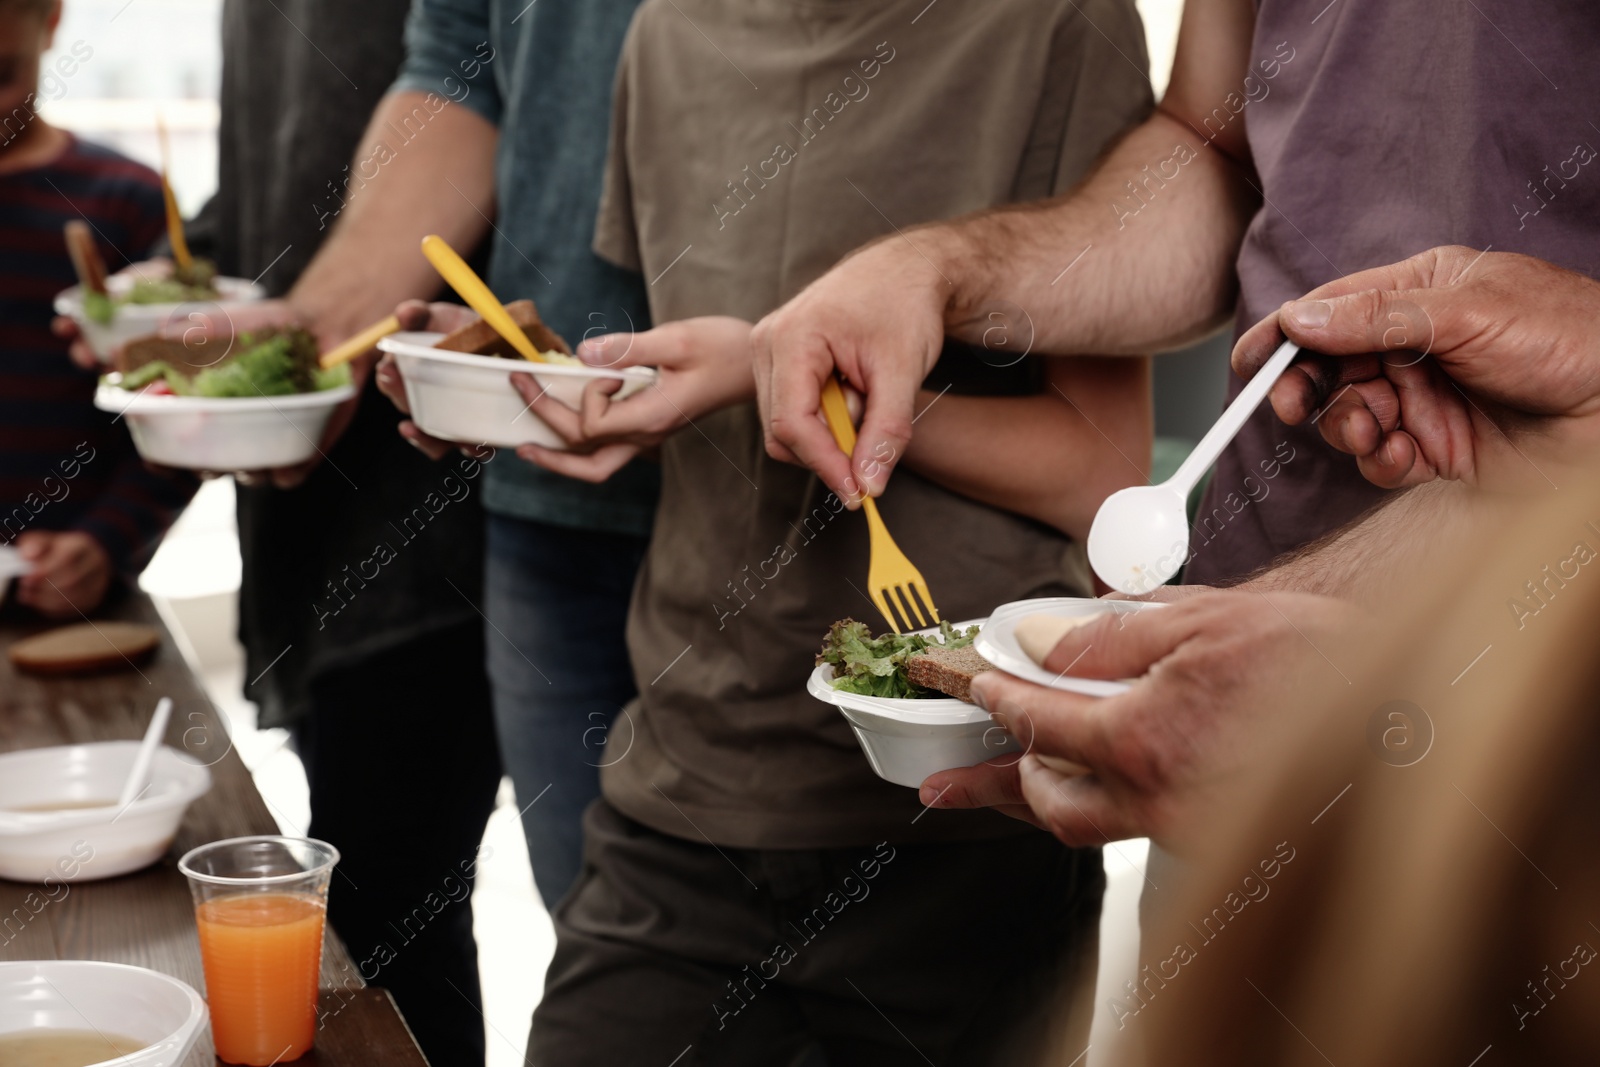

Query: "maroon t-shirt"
left=1186, top=0, right=1600, bottom=585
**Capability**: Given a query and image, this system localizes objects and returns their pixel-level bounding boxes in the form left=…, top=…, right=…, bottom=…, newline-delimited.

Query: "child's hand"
left=51, top=259, right=178, bottom=369
left=14, top=530, right=113, bottom=618
left=513, top=316, right=756, bottom=482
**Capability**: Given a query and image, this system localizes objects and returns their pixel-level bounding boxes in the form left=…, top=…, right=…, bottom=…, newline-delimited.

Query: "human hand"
left=750, top=236, right=953, bottom=505
left=919, top=591, right=1361, bottom=852
left=512, top=316, right=755, bottom=482
left=157, top=299, right=370, bottom=490
left=1234, top=247, right=1600, bottom=490
left=52, top=258, right=176, bottom=369
left=13, top=530, right=114, bottom=618
left=51, top=315, right=101, bottom=371
left=373, top=300, right=481, bottom=460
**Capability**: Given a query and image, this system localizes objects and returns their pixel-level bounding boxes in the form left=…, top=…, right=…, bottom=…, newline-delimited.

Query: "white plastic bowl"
left=807, top=618, right=1021, bottom=788
left=379, top=331, right=657, bottom=449
left=55, top=273, right=266, bottom=366
left=93, top=380, right=354, bottom=470
left=0, top=960, right=207, bottom=1066
left=0, top=741, right=212, bottom=883
left=974, top=597, right=1165, bottom=695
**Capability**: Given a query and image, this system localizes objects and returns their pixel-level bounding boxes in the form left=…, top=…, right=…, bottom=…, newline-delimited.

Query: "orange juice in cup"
left=180, top=836, right=340, bottom=1065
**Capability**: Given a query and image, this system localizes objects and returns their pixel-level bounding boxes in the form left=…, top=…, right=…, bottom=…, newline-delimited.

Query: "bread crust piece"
left=904, top=644, right=994, bottom=703
left=434, top=299, right=571, bottom=358
left=117, top=334, right=237, bottom=376
left=9, top=622, right=160, bottom=675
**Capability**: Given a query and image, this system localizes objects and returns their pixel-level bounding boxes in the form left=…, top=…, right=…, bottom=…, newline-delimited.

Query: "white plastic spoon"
left=117, top=697, right=173, bottom=811
left=1088, top=340, right=1301, bottom=594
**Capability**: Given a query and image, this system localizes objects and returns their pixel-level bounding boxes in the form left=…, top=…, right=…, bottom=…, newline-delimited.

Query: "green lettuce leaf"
left=817, top=618, right=978, bottom=699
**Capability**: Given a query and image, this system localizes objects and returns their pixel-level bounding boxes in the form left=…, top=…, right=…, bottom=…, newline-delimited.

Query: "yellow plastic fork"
left=819, top=377, right=940, bottom=634
left=420, top=234, right=547, bottom=363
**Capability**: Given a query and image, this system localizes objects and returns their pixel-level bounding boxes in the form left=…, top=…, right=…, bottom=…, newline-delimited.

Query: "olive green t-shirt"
left=595, top=0, right=1153, bottom=848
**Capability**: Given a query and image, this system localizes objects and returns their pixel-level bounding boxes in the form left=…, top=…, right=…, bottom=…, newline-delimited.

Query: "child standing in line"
left=0, top=0, right=194, bottom=616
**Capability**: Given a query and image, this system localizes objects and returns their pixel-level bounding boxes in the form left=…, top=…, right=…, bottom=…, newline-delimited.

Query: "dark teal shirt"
left=393, top=0, right=659, bottom=537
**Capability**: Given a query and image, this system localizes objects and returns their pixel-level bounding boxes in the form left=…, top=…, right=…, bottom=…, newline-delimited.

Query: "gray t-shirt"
left=1188, top=0, right=1600, bottom=585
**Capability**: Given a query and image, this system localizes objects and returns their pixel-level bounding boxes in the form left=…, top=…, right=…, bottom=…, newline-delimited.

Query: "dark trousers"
left=293, top=624, right=502, bottom=1066
left=532, top=800, right=1103, bottom=1066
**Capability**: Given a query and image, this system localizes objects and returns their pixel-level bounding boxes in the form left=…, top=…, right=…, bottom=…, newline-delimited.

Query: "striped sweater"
left=0, top=134, right=196, bottom=572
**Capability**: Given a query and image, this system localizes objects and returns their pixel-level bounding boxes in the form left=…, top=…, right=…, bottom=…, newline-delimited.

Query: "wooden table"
left=0, top=594, right=430, bottom=1065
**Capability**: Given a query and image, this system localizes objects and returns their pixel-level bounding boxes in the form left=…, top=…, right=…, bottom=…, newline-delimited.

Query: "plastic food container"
left=807, top=618, right=1020, bottom=788
left=93, top=381, right=355, bottom=470
left=54, top=274, right=266, bottom=365
left=0, top=741, right=212, bottom=883
left=378, top=331, right=657, bottom=449
left=974, top=597, right=1165, bottom=696
left=0, top=546, right=29, bottom=609
left=0, top=960, right=207, bottom=1066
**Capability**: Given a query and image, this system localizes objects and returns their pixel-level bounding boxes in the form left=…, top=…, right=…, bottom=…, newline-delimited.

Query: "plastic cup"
left=179, top=836, right=340, bottom=1066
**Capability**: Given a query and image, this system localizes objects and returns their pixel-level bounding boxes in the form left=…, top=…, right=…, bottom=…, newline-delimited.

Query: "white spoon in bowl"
left=117, top=697, right=174, bottom=811
left=1088, top=340, right=1301, bottom=594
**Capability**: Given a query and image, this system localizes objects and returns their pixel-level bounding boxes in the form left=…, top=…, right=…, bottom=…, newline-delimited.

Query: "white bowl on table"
left=93, top=380, right=355, bottom=470
left=0, top=741, right=211, bottom=883
left=0, top=960, right=207, bottom=1066
left=378, top=331, right=657, bottom=449
left=54, top=274, right=266, bottom=366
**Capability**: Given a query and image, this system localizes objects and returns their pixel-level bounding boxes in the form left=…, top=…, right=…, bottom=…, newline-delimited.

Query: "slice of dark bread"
left=435, top=299, right=570, bottom=358
left=118, top=334, right=237, bottom=377
left=905, top=644, right=993, bottom=702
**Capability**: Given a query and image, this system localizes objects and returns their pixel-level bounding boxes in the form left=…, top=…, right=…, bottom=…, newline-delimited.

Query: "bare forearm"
left=1242, top=481, right=1507, bottom=605
left=911, top=111, right=1256, bottom=358
left=289, top=92, right=498, bottom=341
left=903, top=359, right=1151, bottom=540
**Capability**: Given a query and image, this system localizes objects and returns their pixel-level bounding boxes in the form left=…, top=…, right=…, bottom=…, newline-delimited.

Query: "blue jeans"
left=484, top=512, right=648, bottom=907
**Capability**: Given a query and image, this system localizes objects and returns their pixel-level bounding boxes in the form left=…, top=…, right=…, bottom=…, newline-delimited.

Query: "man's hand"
left=14, top=530, right=113, bottom=617
left=513, top=316, right=756, bottom=482
left=750, top=238, right=952, bottom=504
left=373, top=300, right=480, bottom=460
left=920, top=591, right=1360, bottom=852
left=1234, top=247, right=1600, bottom=490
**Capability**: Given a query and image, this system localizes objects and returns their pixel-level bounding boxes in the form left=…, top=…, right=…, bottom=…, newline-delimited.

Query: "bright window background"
left=40, top=3, right=1188, bottom=1064
left=39, top=0, right=221, bottom=215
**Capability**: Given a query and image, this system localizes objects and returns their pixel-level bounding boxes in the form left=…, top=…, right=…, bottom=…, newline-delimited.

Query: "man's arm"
left=751, top=0, right=1262, bottom=504
left=288, top=91, right=497, bottom=342
left=1239, top=479, right=1508, bottom=607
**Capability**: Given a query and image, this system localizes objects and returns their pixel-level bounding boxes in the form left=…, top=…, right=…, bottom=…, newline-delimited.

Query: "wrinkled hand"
left=14, top=530, right=113, bottom=618
left=513, top=316, right=756, bottom=482
left=1234, top=246, right=1600, bottom=490
left=374, top=300, right=480, bottom=460
left=750, top=237, right=951, bottom=504
left=920, top=591, right=1360, bottom=852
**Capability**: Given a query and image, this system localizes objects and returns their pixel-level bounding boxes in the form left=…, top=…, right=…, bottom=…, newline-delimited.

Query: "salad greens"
left=82, top=259, right=221, bottom=324
left=83, top=290, right=115, bottom=325
left=818, top=618, right=979, bottom=699
left=115, top=330, right=349, bottom=398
